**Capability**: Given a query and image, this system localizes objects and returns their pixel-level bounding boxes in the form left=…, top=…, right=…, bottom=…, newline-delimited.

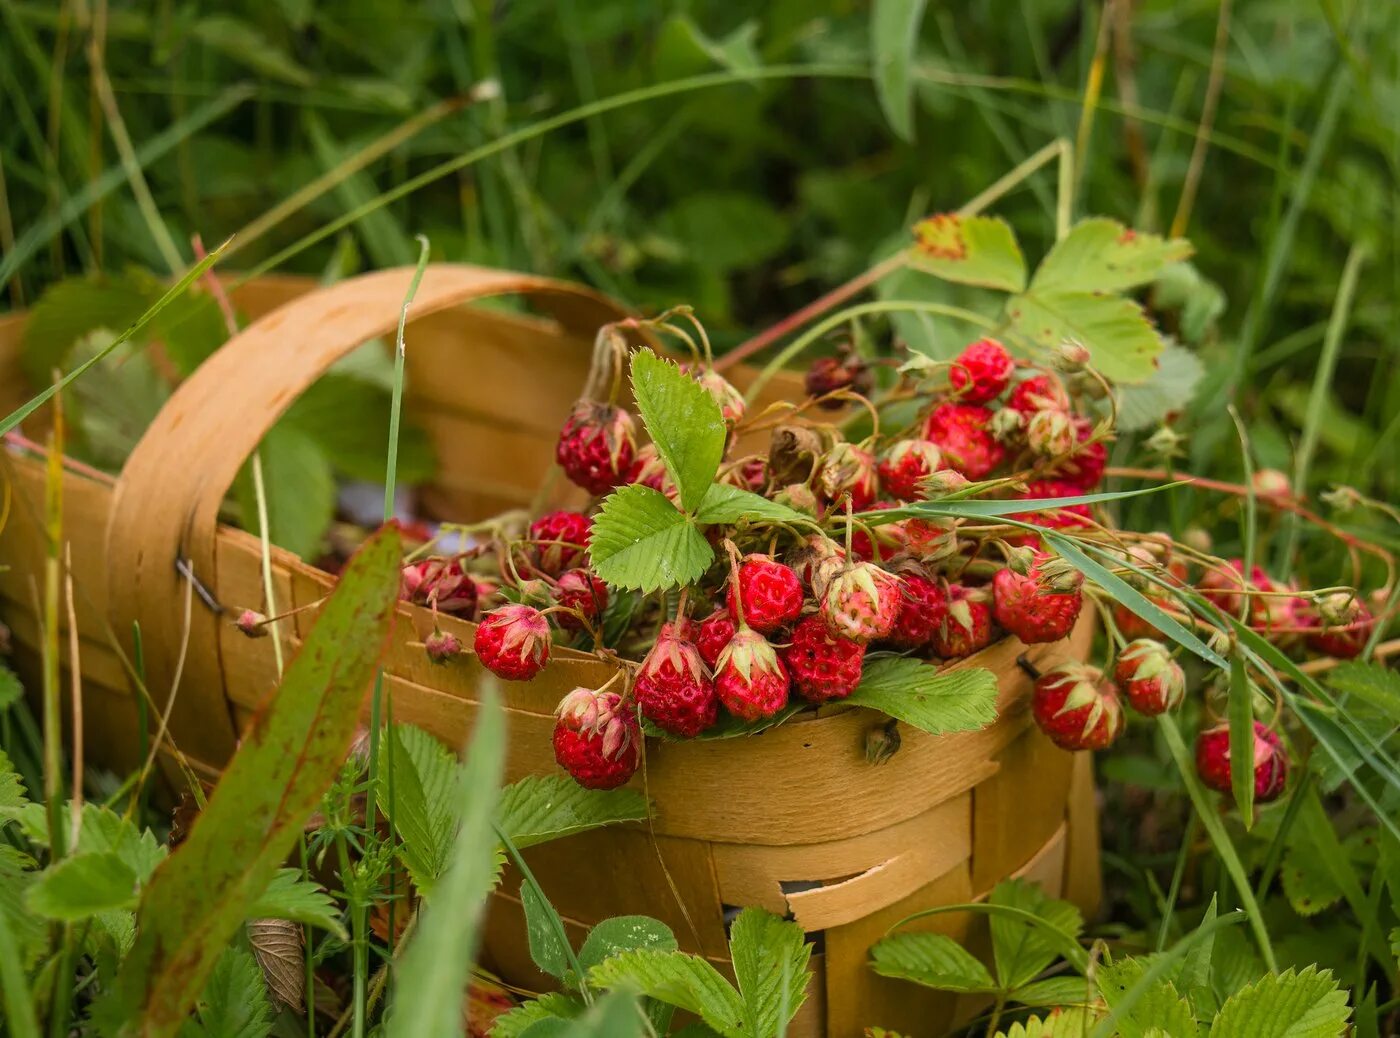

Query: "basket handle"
left=105, top=263, right=630, bottom=769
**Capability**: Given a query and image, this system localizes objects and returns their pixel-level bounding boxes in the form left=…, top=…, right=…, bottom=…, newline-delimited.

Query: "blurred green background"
left=1, top=0, right=1395, bottom=501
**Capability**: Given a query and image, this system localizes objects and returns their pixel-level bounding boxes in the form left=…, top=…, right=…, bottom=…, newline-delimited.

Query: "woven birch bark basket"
left=0, top=266, right=1102, bottom=1037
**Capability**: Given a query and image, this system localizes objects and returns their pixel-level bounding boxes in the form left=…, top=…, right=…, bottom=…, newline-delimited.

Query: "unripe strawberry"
left=714, top=628, right=790, bottom=721
left=885, top=572, right=948, bottom=649
left=817, top=442, right=880, bottom=511
left=1032, top=662, right=1125, bottom=751
left=528, top=511, right=592, bottom=576
left=1006, top=373, right=1070, bottom=417
left=1195, top=721, right=1288, bottom=803
left=473, top=604, right=551, bottom=681
left=634, top=623, right=718, bottom=737
left=903, top=515, right=959, bottom=563
left=696, top=608, right=737, bottom=669
left=553, top=569, right=608, bottom=633
left=235, top=609, right=268, bottom=639
left=1251, top=468, right=1291, bottom=501
left=553, top=687, right=640, bottom=789
left=556, top=400, right=637, bottom=495
left=783, top=614, right=865, bottom=703
left=822, top=563, right=902, bottom=643
left=1114, top=639, right=1185, bottom=715
left=695, top=369, right=746, bottom=426
left=847, top=502, right=906, bottom=562
left=771, top=482, right=818, bottom=515
left=992, top=557, right=1083, bottom=644
left=789, top=536, right=847, bottom=599
left=921, top=469, right=971, bottom=497
left=727, top=554, right=804, bottom=635
left=805, top=354, right=872, bottom=407
left=924, top=403, right=1006, bottom=480
left=1046, top=416, right=1106, bottom=489
left=1026, top=409, right=1075, bottom=458
left=877, top=440, right=943, bottom=501
left=931, top=584, right=994, bottom=658
left=949, top=338, right=1014, bottom=403
left=424, top=629, right=463, bottom=665
left=400, top=556, right=478, bottom=615
left=1305, top=595, right=1374, bottom=659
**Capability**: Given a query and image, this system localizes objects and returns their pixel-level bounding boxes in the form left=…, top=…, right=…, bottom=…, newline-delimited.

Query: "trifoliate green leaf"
left=1031, top=218, right=1192, bottom=294
left=694, top=483, right=810, bottom=525
left=909, top=214, right=1027, bottom=293
left=1210, top=966, right=1350, bottom=1038
left=1097, top=956, right=1198, bottom=1038
left=843, top=658, right=998, bottom=736
left=630, top=349, right=727, bottom=512
left=868, top=932, right=998, bottom=993
left=988, top=879, right=1084, bottom=990
left=1007, top=290, right=1163, bottom=384
left=589, top=484, right=714, bottom=592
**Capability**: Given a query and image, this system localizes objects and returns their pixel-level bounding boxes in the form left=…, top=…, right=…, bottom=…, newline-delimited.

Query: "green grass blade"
left=1227, top=651, right=1255, bottom=829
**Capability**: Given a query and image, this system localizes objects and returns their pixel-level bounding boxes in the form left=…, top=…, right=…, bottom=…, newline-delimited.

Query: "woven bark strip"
left=0, top=268, right=1102, bottom=1037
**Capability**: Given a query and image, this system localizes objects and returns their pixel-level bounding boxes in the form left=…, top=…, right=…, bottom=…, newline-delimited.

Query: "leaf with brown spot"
left=909, top=214, right=1027, bottom=293
left=103, top=523, right=403, bottom=1037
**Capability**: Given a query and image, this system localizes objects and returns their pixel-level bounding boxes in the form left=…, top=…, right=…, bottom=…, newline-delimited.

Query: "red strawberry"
left=714, top=627, right=790, bottom=721
left=1195, top=721, right=1288, bottom=803
left=634, top=623, right=718, bottom=737
left=528, top=511, right=592, bottom=576
left=627, top=443, right=673, bottom=495
left=931, top=584, right=994, bottom=658
left=473, top=604, right=551, bottom=681
left=552, top=687, right=640, bottom=789
left=695, top=368, right=746, bottom=426
left=949, top=338, right=1014, bottom=403
left=556, top=400, right=637, bottom=495
left=992, top=557, right=1083, bottom=644
left=727, top=554, right=804, bottom=635
left=924, top=403, right=1005, bottom=480
left=877, top=439, right=943, bottom=501
left=822, top=563, right=902, bottom=643
left=696, top=609, right=737, bottom=669
left=424, top=629, right=463, bottom=665
left=902, top=515, right=959, bottom=563
left=1113, top=638, right=1185, bottom=715
left=1305, top=595, right=1374, bottom=659
left=553, top=569, right=608, bottom=633
left=1006, top=373, right=1070, bottom=417
left=1032, top=663, right=1125, bottom=751
left=722, top=457, right=769, bottom=493
left=783, top=614, right=865, bottom=703
left=817, top=442, right=880, bottom=511
left=400, top=556, right=478, bottom=616
left=805, top=354, right=872, bottom=407
left=848, top=502, right=905, bottom=562
left=1046, top=416, right=1106, bottom=489
left=885, top=572, right=948, bottom=649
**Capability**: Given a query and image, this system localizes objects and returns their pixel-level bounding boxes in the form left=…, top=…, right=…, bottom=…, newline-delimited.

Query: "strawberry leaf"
left=1117, top=341, right=1205, bottom=431
left=1209, top=966, right=1351, bottom=1038
left=589, top=484, right=714, bottom=593
left=1030, top=218, right=1193, bottom=294
left=694, top=484, right=809, bottom=525
left=868, top=932, right=998, bottom=993
left=909, top=214, right=1027, bottom=293
left=1007, top=289, right=1163, bottom=384
left=843, top=658, right=998, bottom=735
left=630, top=349, right=727, bottom=513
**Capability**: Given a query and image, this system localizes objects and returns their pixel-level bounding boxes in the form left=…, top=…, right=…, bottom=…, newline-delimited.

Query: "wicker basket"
left=0, top=267, right=1102, bottom=1037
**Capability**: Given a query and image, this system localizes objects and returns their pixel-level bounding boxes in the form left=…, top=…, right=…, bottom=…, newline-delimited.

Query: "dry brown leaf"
left=247, top=918, right=304, bottom=1013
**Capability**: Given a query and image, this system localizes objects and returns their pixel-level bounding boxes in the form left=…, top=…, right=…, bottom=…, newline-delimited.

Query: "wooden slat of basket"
left=1063, top=752, right=1104, bottom=916
left=970, top=724, right=1076, bottom=893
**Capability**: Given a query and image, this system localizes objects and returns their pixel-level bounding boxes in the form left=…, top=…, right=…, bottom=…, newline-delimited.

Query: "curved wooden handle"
left=105, top=263, right=630, bottom=766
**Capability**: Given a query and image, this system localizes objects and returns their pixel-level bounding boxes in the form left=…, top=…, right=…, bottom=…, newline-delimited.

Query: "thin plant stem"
left=249, top=451, right=284, bottom=677
left=1155, top=813, right=1199, bottom=951
left=1170, top=0, right=1233, bottom=237
left=42, top=385, right=66, bottom=860
left=63, top=544, right=82, bottom=852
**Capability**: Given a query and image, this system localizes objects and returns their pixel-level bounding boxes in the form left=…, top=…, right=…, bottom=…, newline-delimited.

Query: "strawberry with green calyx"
left=924, top=403, right=1005, bottom=480
left=1032, top=662, right=1125, bottom=751
left=992, top=552, right=1084, bottom=645
left=694, top=368, right=746, bottom=426
left=634, top=620, right=719, bottom=738
left=552, top=680, right=640, bottom=790
left=1006, top=372, right=1071, bottom=417
left=1113, top=638, right=1185, bottom=715
left=948, top=337, right=1014, bottom=403
left=931, top=583, right=994, bottom=658
left=556, top=399, right=637, bottom=496
left=473, top=603, right=552, bottom=681
left=1304, top=592, right=1374, bottom=659
left=726, top=553, right=804, bottom=635
left=821, top=561, right=902, bottom=644
left=877, top=439, right=943, bottom=501
left=713, top=544, right=791, bottom=721
left=817, top=440, right=880, bottom=512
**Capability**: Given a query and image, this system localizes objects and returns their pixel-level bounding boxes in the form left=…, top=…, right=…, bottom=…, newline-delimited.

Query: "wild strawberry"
left=822, top=563, right=902, bottom=643
left=1305, top=594, right=1374, bottom=659
left=877, top=439, right=943, bottom=501
left=627, top=443, right=673, bottom=494
left=424, top=629, right=463, bottom=665
left=1032, top=663, right=1125, bottom=751
left=783, top=614, right=865, bottom=703
left=695, top=368, right=746, bottom=426
left=1046, top=417, right=1106, bottom=489
left=992, top=557, right=1083, bottom=644
left=848, top=502, right=905, bottom=562
left=553, top=569, right=608, bottom=633
left=885, top=572, right=948, bottom=649
left=771, top=482, right=818, bottom=515
left=473, top=604, right=551, bottom=681
left=528, top=511, right=592, bottom=576
left=1026, top=409, right=1075, bottom=458
left=1251, top=468, right=1292, bottom=501
left=789, top=536, right=846, bottom=598
left=903, top=515, right=959, bottom=563
left=696, top=609, right=737, bottom=669
left=931, top=584, right=994, bottom=658
left=1006, top=373, right=1070, bottom=417
left=234, top=610, right=268, bottom=639
left=552, top=686, right=640, bottom=789
left=714, top=627, right=790, bottom=721
left=924, top=403, right=1005, bottom=480
left=1114, top=639, right=1186, bottom=715
left=556, top=400, right=637, bottom=495
left=634, top=623, right=718, bottom=737
left=805, top=354, right=872, bottom=407
left=817, top=442, right=880, bottom=511
left=400, top=556, right=478, bottom=616
left=949, top=338, right=1014, bottom=403
left=1195, top=721, right=1288, bottom=803
left=721, top=457, right=768, bottom=493
left=727, top=554, right=804, bottom=635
